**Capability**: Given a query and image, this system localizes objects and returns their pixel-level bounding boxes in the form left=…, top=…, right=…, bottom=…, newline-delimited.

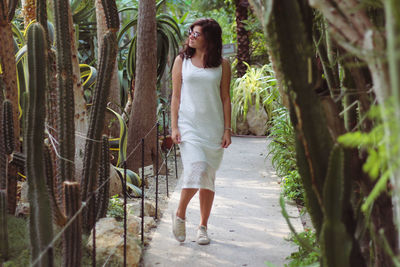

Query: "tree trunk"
left=235, top=0, right=250, bottom=77
left=127, top=0, right=157, bottom=173
left=96, top=0, right=120, bottom=139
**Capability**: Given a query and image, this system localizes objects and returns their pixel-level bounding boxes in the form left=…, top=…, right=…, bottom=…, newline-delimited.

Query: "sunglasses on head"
left=188, top=28, right=201, bottom=39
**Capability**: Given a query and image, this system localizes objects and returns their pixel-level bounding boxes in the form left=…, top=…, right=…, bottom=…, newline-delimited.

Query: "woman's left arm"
left=220, top=58, right=232, bottom=148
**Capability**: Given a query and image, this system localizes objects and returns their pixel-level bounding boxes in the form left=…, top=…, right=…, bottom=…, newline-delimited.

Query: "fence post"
left=174, top=144, right=178, bottom=179
left=123, top=161, right=127, bottom=267
left=141, top=138, right=145, bottom=244
left=155, top=123, right=159, bottom=219
left=163, top=111, right=169, bottom=197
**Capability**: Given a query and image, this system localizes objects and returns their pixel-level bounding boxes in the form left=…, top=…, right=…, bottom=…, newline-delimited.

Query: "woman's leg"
left=176, top=188, right=198, bottom=219
left=199, top=189, right=215, bottom=227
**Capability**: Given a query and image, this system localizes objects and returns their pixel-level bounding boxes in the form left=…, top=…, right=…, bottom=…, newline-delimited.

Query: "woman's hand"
left=221, top=130, right=232, bottom=148
left=171, top=128, right=181, bottom=144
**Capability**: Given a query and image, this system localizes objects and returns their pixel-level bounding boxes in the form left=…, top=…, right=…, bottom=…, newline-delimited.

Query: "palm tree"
left=235, top=0, right=250, bottom=77
left=126, top=0, right=157, bottom=172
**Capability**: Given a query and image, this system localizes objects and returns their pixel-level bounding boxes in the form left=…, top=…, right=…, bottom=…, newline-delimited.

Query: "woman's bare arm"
left=171, top=56, right=183, bottom=143
left=220, top=58, right=232, bottom=148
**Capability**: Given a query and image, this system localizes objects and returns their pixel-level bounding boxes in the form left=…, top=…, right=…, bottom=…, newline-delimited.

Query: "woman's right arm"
left=171, top=56, right=183, bottom=144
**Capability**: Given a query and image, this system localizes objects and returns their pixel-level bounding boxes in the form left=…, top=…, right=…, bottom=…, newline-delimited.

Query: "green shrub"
left=285, top=229, right=320, bottom=267
left=107, top=194, right=124, bottom=221
left=231, top=63, right=280, bottom=132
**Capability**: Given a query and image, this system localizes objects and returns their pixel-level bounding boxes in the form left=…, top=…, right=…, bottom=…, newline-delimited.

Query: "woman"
left=170, top=18, right=232, bottom=245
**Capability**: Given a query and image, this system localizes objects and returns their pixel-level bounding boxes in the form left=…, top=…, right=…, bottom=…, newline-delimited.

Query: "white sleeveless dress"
left=178, top=58, right=224, bottom=192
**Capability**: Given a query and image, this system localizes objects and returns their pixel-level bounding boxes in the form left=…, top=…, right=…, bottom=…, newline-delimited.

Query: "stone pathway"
left=143, top=136, right=303, bottom=267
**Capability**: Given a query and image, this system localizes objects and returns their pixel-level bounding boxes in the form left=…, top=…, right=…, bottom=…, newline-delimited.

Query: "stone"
left=15, top=202, right=30, bottom=217
left=109, top=165, right=123, bottom=197
left=20, top=181, right=28, bottom=203
left=235, top=114, right=250, bottom=135
left=144, top=216, right=157, bottom=232
left=87, top=217, right=142, bottom=267
left=246, top=104, right=268, bottom=136
left=127, top=214, right=140, bottom=236
left=127, top=200, right=159, bottom=217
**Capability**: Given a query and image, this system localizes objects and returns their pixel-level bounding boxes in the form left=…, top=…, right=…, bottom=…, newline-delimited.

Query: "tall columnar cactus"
left=52, top=0, right=75, bottom=186
left=0, top=80, right=6, bottom=190
left=81, top=31, right=118, bottom=231
left=3, top=100, right=14, bottom=155
left=26, top=22, right=54, bottom=267
left=320, top=145, right=352, bottom=267
left=0, top=190, right=9, bottom=262
left=96, top=135, right=110, bottom=221
left=44, top=144, right=66, bottom=226
left=101, top=0, right=119, bottom=32
left=62, top=181, right=82, bottom=267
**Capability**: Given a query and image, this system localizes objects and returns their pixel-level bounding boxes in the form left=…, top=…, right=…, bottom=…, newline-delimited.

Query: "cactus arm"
left=52, top=0, right=75, bottom=183
left=3, top=100, right=14, bottom=155
left=101, top=0, right=120, bottom=32
left=62, top=181, right=82, bottom=267
left=320, top=145, right=352, bottom=267
left=96, top=135, right=110, bottom=221
left=26, top=22, right=54, bottom=267
left=81, top=31, right=117, bottom=231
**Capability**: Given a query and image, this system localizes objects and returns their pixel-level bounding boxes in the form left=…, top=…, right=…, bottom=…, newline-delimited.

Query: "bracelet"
left=224, top=128, right=232, bottom=131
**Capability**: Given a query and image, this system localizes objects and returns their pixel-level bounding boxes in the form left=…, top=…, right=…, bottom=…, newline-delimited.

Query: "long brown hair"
left=179, top=18, right=222, bottom=68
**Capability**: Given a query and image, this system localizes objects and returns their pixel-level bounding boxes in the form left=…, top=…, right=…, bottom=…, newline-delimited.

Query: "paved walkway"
left=143, top=137, right=303, bottom=267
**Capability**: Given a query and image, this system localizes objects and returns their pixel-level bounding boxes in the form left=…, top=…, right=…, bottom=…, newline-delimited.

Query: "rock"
left=15, top=202, right=30, bottom=217
left=127, top=214, right=140, bottom=236
left=246, top=105, right=268, bottom=136
left=235, top=114, right=250, bottom=135
left=20, top=181, right=28, bottom=203
left=144, top=216, right=157, bottom=232
left=87, top=217, right=142, bottom=267
left=127, top=200, right=159, bottom=217
left=109, top=164, right=123, bottom=197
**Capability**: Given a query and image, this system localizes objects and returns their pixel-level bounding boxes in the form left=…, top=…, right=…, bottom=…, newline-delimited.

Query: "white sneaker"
left=197, top=225, right=210, bottom=245
left=172, top=213, right=186, bottom=242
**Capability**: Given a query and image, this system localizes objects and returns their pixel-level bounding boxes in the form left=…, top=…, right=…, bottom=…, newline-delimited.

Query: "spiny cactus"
left=62, top=181, right=82, bottom=267
left=3, top=100, right=14, bottom=155
left=44, top=143, right=66, bottom=226
left=96, top=135, right=110, bottom=221
left=101, top=0, right=119, bottom=31
left=81, top=31, right=118, bottom=231
left=320, top=144, right=352, bottom=267
left=0, top=190, right=8, bottom=262
left=26, top=22, right=54, bottom=267
left=0, top=80, right=6, bottom=190
left=53, top=0, right=75, bottom=186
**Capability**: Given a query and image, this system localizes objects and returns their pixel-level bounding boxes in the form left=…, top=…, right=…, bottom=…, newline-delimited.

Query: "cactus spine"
left=96, top=135, right=110, bottom=221
left=53, top=0, right=75, bottom=185
left=3, top=100, right=14, bottom=155
left=0, top=190, right=8, bottom=262
left=62, top=181, right=82, bottom=267
left=26, top=22, right=54, bottom=267
left=320, top=145, right=352, bottom=267
left=81, top=31, right=118, bottom=231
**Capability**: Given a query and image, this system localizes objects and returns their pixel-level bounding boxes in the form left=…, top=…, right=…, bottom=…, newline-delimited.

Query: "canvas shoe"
left=172, top=213, right=186, bottom=242
left=197, top=225, right=210, bottom=245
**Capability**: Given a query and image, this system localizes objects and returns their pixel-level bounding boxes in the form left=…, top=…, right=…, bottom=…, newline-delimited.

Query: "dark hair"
left=179, top=18, right=222, bottom=68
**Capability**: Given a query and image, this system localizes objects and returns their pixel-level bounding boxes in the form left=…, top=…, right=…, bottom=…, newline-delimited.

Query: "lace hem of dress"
left=181, top=161, right=216, bottom=192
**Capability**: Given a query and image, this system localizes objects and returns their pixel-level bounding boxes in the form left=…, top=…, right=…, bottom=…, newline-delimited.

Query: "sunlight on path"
left=143, top=137, right=303, bottom=267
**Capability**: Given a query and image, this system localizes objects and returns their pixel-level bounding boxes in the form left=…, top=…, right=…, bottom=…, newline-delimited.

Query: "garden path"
left=142, top=136, right=303, bottom=267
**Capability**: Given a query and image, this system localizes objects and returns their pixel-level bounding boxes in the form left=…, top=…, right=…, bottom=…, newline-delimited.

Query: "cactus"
left=320, top=144, right=352, bottom=267
left=101, top=0, right=120, bottom=32
left=0, top=190, right=8, bottom=262
left=81, top=31, right=118, bottom=231
left=96, top=135, right=110, bottom=221
left=26, top=22, right=54, bottom=267
left=0, top=80, right=6, bottom=190
left=62, top=181, right=82, bottom=267
left=44, top=143, right=67, bottom=226
left=53, top=0, right=76, bottom=186
left=3, top=100, right=14, bottom=155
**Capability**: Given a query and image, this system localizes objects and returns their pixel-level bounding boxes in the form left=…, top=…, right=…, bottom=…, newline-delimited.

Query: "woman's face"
left=188, top=26, right=205, bottom=50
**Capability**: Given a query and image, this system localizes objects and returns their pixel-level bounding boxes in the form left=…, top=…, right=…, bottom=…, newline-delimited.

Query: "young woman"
left=170, top=18, right=232, bottom=245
